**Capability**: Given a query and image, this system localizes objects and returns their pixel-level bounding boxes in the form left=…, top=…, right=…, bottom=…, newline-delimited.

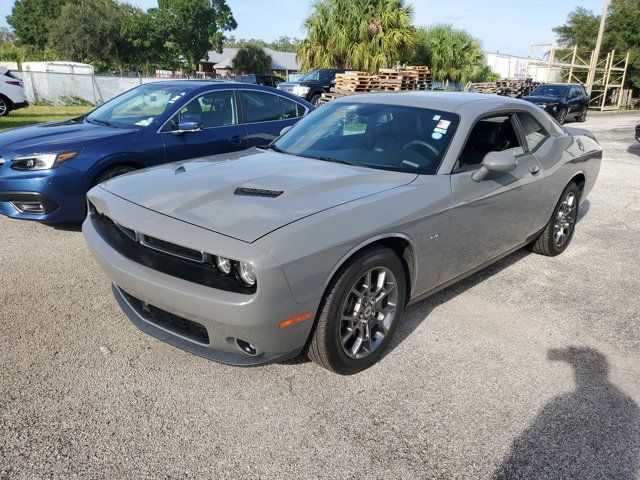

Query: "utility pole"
left=587, top=0, right=609, bottom=94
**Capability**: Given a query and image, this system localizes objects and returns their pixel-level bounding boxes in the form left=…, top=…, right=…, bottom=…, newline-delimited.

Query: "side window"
left=240, top=91, right=304, bottom=122
left=163, top=91, right=237, bottom=131
left=240, top=91, right=283, bottom=123
left=517, top=112, right=548, bottom=151
left=456, top=115, right=524, bottom=172
left=280, top=97, right=304, bottom=119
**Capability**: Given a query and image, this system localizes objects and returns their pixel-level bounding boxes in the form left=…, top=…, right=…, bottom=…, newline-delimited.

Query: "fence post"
left=91, top=71, right=97, bottom=106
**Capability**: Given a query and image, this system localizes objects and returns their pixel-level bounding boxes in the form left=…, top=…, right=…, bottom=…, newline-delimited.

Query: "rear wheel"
left=0, top=97, right=10, bottom=117
left=92, top=165, right=137, bottom=186
left=307, top=247, right=406, bottom=374
left=576, top=107, right=588, bottom=122
left=532, top=182, right=580, bottom=256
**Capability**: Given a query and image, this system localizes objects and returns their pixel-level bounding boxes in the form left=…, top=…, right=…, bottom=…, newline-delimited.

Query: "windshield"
left=86, top=84, right=195, bottom=128
left=530, top=85, right=568, bottom=98
left=273, top=101, right=460, bottom=175
left=299, top=70, right=325, bottom=82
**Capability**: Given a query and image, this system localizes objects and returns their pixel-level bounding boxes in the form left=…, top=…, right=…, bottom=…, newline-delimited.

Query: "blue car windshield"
left=273, top=101, right=460, bottom=175
left=86, top=84, right=196, bottom=128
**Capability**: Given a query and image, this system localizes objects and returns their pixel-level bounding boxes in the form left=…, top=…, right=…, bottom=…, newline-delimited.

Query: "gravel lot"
left=1, top=112, right=640, bottom=479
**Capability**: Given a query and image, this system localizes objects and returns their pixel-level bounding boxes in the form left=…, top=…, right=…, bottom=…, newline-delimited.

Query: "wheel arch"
left=569, top=171, right=586, bottom=199
left=323, top=234, right=417, bottom=306
left=87, top=154, right=149, bottom=187
left=0, top=93, right=13, bottom=109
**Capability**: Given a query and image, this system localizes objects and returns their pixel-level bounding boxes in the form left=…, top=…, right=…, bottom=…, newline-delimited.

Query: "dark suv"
left=636, top=121, right=640, bottom=142
left=522, top=83, right=590, bottom=124
left=277, top=69, right=346, bottom=105
left=234, top=74, right=284, bottom=89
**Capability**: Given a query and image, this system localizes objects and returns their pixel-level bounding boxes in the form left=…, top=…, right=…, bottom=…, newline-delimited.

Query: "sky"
left=0, top=0, right=607, bottom=57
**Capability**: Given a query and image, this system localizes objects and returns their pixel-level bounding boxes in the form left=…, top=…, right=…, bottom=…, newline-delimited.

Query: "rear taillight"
left=6, top=81, right=22, bottom=87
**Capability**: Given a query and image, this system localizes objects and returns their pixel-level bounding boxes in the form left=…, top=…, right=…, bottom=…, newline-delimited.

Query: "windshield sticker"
left=432, top=115, right=441, bottom=121
left=402, top=160, right=420, bottom=168
left=434, top=127, right=447, bottom=134
left=437, top=119, right=451, bottom=130
left=135, top=117, right=153, bottom=127
left=431, top=132, right=443, bottom=140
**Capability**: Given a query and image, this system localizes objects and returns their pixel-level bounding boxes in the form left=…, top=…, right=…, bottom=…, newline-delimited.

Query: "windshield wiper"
left=87, top=118, right=115, bottom=128
left=261, top=144, right=288, bottom=154
left=311, top=155, right=357, bottom=166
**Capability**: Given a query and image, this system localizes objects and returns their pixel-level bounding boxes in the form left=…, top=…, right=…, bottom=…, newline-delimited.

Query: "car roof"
left=333, top=91, right=531, bottom=114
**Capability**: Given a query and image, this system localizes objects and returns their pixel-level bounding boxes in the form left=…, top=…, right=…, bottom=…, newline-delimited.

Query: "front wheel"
left=307, top=247, right=406, bottom=374
left=532, top=182, right=580, bottom=256
left=556, top=107, right=568, bottom=125
left=309, top=94, right=321, bottom=106
left=92, top=165, right=136, bottom=186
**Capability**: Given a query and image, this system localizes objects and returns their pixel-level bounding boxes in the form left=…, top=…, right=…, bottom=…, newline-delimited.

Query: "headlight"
left=292, top=85, right=310, bottom=96
left=237, top=261, right=257, bottom=287
left=11, top=151, right=78, bottom=171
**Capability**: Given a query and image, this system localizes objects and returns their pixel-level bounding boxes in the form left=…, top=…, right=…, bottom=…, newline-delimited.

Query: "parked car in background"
left=234, top=74, right=284, bottom=88
left=84, top=92, right=601, bottom=374
left=0, top=68, right=29, bottom=117
left=277, top=69, right=346, bottom=105
left=0, top=81, right=313, bottom=223
left=636, top=121, right=639, bottom=142
left=522, top=83, right=590, bottom=124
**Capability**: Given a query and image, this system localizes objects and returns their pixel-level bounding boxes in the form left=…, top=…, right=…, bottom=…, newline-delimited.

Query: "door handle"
left=229, top=135, right=243, bottom=144
left=529, top=165, right=540, bottom=175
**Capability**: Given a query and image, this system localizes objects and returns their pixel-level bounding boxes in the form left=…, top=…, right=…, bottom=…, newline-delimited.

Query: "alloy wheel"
left=339, top=267, right=399, bottom=359
left=553, top=192, right=577, bottom=247
left=0, top=99, right=7, bottom=116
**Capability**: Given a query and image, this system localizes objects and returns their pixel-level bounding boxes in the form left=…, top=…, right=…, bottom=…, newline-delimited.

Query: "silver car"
left=83, top=92, right=602, bottom=374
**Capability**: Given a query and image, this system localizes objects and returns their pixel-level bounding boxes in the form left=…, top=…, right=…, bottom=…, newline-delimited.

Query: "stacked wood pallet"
left=472, top=78, right=540, bottom=98
left=333, top=71, right=380, bottom=93
left=318, top=66, right=432, bottom=104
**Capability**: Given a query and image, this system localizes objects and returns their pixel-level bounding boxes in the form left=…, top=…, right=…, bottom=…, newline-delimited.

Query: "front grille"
left=90, top=209, right=256, bottom=294
left=121, top=289, right=210, bottom=344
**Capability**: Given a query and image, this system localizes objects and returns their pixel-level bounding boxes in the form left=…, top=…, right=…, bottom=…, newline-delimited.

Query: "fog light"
left=236, top=339, right=257, bottom=356
left=214, top=255, right=232, bottom=275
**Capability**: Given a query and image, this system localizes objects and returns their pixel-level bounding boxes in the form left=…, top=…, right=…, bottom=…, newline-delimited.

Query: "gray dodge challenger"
left=83, top=92, right=602, bottom=374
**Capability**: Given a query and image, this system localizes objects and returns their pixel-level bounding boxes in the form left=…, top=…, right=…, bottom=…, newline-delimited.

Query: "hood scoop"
left=234, top=185, right=284, bottom=198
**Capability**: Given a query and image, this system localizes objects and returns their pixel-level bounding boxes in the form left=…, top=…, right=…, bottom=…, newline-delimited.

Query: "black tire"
left=309, top=94, right=321, bottom=106
left=0, top=96, right=10, bottom=117
left=307, top=247, right=406, bottom=375
left=532, top=182, right=580, bottom=256
left=556, top=107, right=568, bottom=125
left=576, top=107, right=588, bottom=122
left=92, top=164, right=136, bottom=186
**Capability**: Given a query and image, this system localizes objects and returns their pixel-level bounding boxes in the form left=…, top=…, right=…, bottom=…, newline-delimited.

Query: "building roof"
left=203, top=47, right=301, bottom=71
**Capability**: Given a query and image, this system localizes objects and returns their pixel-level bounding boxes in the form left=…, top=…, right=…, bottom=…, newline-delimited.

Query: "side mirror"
left=471, top=151, right=518, bottom=182
left=279, top=125, right=293, bottom=136
left=172, top=118, right=203, bottom=135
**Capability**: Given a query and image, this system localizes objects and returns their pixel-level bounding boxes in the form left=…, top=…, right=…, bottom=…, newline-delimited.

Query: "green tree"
left=232, top=43, right=272, bottom=73
left=297, top=0, right=419, bottom=73
left=0, top=28, right=16, bottom=46
left=7, top=0, right=70, bottom=48
left=151, top=0, right=237, bottom=73
left=553, top=2, right=640, bottom=89
left=268, top=36, right=301, bottom=52
left=47, top=0, right=123, bottom=70
left=412, top=25, right=494, bottom=83
left=119, top=6, right=169, bottom=75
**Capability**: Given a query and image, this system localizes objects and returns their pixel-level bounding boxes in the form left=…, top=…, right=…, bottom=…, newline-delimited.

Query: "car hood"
left=99, top=148, right=417, bottom=243
left=279, top=81, right=319, bottom=88
left=0, top=119, right=137, bottom=157
left=522, top=96, right=562, bottom=104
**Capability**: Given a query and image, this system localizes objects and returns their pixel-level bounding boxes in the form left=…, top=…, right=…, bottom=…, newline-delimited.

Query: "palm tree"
left=297, top=0, right=419, bottom=73
left=232, top=43, right=272, bottom=73
left=412, top=24, right=497, bottom=84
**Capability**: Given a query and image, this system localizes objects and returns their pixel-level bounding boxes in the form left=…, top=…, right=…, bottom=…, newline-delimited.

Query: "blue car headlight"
left=11, top=151, right=79, bottom=171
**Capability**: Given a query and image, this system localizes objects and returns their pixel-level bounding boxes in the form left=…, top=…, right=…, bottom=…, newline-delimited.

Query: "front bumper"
left=83, top=188, right=319, bottom=366
left=0, top=165, right=87, bottom=222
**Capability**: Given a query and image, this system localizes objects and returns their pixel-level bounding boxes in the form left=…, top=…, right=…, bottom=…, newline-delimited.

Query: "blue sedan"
left=0, top=81, right=313, bottom=223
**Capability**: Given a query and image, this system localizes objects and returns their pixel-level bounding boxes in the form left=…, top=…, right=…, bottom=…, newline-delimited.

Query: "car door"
left=567, top=87, right=582, bottom=114
left=440, top=112, right=546, bottom=281
left=239, top=89, right=309, bottom=148
left=160, top=89, right=247, bottom=161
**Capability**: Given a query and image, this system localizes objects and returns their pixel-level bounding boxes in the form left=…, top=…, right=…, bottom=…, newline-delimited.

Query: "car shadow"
left=628, top=144, right=640, bottom=157
left=493, top=347, right=640, bottom=479
left=51, top=221, right=83, bottom=232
